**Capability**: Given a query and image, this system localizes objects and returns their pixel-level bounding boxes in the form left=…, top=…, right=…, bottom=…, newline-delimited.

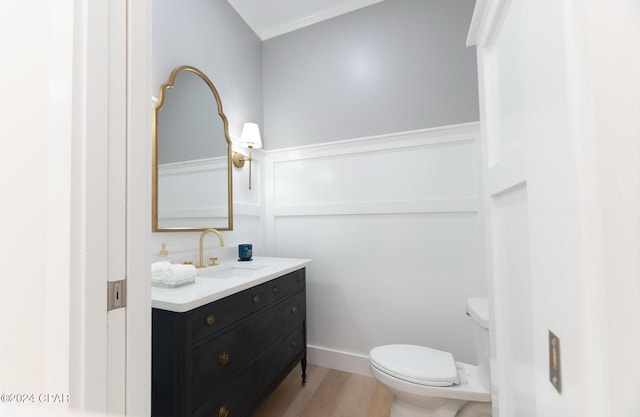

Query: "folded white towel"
left=163, top=264, right=196, bottom=283
left=151, top=261, right=172, bottom=280
left=152, top=261, right=171, bottom=271
left=151, top=262, right=196, bottom=287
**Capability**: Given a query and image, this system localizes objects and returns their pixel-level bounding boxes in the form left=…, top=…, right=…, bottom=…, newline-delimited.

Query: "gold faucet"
left=199, top=228, right=224, bottom=268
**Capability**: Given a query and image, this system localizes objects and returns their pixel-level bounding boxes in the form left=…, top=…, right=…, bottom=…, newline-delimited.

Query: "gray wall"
left=152, top=0, right=262, bottom=140
left=262, top=0, right=478, bottom=149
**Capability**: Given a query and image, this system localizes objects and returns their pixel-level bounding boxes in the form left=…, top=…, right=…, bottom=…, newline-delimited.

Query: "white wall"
left=152, top=0, right=262, bottom=138
left=151, top=0, right=264, bottom=258
left=263, top=123, right=486, bottom=375
left=262, top=0, right=479, bottom=149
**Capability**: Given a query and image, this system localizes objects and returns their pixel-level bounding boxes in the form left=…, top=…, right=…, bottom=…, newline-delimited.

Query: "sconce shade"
left=240, top=122, right=262, bottom=149
left=232, top=122, right=261, bottom=190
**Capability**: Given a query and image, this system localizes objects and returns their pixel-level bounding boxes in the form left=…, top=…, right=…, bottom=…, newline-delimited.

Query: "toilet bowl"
left=369, top=298, right=492, bottom=417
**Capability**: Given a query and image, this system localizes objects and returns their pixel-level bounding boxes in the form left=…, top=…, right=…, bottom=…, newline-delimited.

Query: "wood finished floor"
left=253, top=365, right=393, bottom=417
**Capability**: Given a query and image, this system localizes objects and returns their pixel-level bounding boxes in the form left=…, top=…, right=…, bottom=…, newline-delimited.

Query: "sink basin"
left=197, top=264, right=261, bottom=279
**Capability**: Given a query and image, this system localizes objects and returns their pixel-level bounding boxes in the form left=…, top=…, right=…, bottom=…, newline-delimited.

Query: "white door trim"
left=69, top=0, right=110, bottom=411
left=125, top=0, right=152, bottom=415
left=69, top=0, right=151, bottom=414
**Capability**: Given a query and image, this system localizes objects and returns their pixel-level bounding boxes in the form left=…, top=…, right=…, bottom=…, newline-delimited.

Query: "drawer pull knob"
left=218, top=405, right=229, bottom=417
left=291, top=340, right=297, bottom=349
left=291, top=306, right=298, bottom=315
left=218, top=351, right=229, bottom=366
left=252, top=295, right=260, bottom=304
left=272, top=286, right=279, bottom=295
left=205, top=314, right=216, bottom=326
left=296, top=277, right=302, bottom=283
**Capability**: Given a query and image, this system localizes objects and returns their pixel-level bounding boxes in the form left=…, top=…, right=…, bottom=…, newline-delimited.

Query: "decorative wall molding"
left=307, top=345, right=371, bottom=377
left=157, top=156, right=229, bottom=228
left=266, top=122, right=481, bottom=158
left=466, top=0, right=509, bottom=49
left=265, top=122, right=482, bottom=219
left=263, top=122, right=486, bottom=371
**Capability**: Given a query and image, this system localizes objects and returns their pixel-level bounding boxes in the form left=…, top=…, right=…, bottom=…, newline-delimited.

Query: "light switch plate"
left=549, top=330, right=562, bottom=393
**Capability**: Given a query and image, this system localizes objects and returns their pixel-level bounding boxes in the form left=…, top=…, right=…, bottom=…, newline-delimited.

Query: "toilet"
left=369, top=298, right=492, bottom=417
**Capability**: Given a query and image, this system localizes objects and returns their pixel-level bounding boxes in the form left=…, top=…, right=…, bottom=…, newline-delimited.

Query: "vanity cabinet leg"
left=300, top=357, right=307, bottom=386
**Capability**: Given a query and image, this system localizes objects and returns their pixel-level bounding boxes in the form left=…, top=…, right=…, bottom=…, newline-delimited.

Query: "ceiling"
left=226, top=0, right=384, bottom=40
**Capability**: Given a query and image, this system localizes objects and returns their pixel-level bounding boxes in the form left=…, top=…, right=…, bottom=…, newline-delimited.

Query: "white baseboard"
left=306, top=345, right=371, bottom=377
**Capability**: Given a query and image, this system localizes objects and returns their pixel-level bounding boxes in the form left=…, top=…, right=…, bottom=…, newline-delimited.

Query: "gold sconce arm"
left=232, top=122, right=261, bottom=190
left=232, top=145, right=256, bottom=190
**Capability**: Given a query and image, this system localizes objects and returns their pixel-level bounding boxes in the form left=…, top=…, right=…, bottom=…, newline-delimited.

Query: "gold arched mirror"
left=152, top=65, right=233, bottom=232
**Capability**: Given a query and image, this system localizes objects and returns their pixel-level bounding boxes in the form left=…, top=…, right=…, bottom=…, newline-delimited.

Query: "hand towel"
left=151, top=262, right=196, bottom=287
left=162, top=264, right=197, bottom=285
left=151, top=261, right=172, bottom=280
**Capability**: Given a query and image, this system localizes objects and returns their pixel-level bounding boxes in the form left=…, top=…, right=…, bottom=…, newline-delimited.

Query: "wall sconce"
left=232, top=122, right=262, bottom=190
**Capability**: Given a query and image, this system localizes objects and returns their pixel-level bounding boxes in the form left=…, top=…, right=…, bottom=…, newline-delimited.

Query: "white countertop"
left=151, top=256, right=312, bottom=312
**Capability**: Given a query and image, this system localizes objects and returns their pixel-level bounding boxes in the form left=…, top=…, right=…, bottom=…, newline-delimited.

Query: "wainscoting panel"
left=263, top=123, right=486, bottom=375
left=157, top=156, right=229, bottom=228
left=272, top=140, right=477, bottom=208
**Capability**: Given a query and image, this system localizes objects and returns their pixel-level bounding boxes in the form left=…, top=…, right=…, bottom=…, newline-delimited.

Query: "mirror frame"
left=152, top=65, right=233, bottom=232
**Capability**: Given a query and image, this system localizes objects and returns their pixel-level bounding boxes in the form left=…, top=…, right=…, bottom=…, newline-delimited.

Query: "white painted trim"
left=125, top=0, right=152, bottom=415
left=69, top=0, right=110, bottom=411
left=234, top=202, right=262, bottom=217
left=158, top=156, right=228, bottom=174
left=485, top=142, right=526, bottom=197
left=265, top=122, right=480, bottom=158
left=263, top=122, right=482, bottom=255
left=262, top=122, right=483, bottom=376
left=307, top=345, right=371, bottom=377
left=475, top=0, right=510, bottom=51
left=239, top=0, right=385, bottom=40
left=106, top=0, right=128, bottom=413
left=159, top=207, right=230, bottom=219
left=466, top=0, right=488, bottom=46
left=272, top=199, right=481, bottom=217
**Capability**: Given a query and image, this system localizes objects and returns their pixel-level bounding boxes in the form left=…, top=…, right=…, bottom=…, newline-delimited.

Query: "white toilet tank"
left=466, top=297, right=490, bottom=390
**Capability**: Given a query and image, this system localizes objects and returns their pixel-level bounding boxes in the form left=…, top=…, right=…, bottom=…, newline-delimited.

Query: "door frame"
left=69, top=0, right=151, bottom=414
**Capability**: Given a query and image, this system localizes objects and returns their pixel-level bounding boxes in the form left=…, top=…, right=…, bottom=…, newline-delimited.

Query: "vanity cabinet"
left=152, top=268, right=307, bottom=417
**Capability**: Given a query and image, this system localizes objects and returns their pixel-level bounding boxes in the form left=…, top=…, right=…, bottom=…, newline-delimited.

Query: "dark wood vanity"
left=152, top=268, right=307, bottom=417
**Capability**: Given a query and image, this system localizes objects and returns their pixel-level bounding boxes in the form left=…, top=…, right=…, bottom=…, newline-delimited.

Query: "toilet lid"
left=370, top=344, right=459, bottom=387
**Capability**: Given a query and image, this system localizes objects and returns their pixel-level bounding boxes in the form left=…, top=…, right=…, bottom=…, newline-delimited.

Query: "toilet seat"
left=369, top=344, right=459, bottom=387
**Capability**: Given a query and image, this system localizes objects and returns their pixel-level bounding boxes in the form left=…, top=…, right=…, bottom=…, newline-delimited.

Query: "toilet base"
left=390, top=396, right=465, bottom=417
left=390, top=397, right=491, bottom=417
left=456, top=402, right=492, bottom=417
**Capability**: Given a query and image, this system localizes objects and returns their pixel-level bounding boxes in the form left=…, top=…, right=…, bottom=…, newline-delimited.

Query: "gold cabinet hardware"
left=182, top=260, right=193, bottom=265
left=206, top=314, right=216, bottom=326
left=218, top=351, right=229, bottom=366
left=290, top=340, right=297, bottom=349
left=291, top=305, right=298, bottom=315
left=296, top=277, right=302, bottom=283
left=252, top=295, right=260, bottom=304
left=218, top=405, right=229, bottom=417
left=208, top=257, right=219, bottom=266
left=272, top=286, right=279, bottom=295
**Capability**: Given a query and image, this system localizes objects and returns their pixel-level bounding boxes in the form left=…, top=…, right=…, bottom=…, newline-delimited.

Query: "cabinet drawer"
left=193, top=324, right=305, bottom=417
left=192, top=283, right=269, bottom=342
left=191, top=291, right=306, bottom=404
left=267, top=268, right=305, bottom=304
